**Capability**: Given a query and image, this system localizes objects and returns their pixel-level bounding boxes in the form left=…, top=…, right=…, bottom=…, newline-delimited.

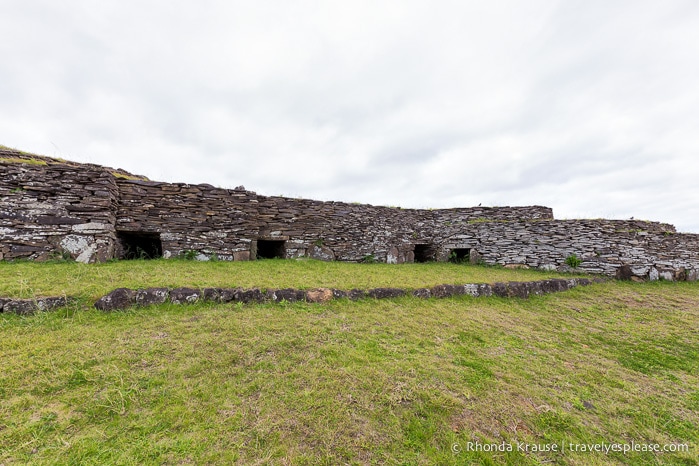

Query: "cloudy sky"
left=2, top=1, right=699, bottom=232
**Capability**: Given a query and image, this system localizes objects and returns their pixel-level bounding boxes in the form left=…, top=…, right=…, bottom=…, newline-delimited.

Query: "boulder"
left=170, top=287, right=200, bottom=304
left=219, top=288, right=240, bottom=303
left=234, top=288, right=266, bottom=303
left=307, top=244, right=335, bottom=262
left=202, top=288, right=222, bottom=303
left=413, top=288, right=431, bottom=298
left=306, top=288, right=334, bottom=303
left=136, top=288, right=170, bottom=306
left=95, top=288, right=137, bottom=311
left=615, top=265, right=633, bottom=280
left=270, top=288, right=306, bottom=303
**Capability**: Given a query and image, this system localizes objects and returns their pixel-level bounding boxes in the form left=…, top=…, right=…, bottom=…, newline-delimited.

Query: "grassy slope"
left=0, top=259, right=588, bottom=300
left=0, top=263, right=697, bottom=465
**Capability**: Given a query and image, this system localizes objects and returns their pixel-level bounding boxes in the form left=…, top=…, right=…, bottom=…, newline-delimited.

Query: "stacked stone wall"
left=2, top=150, right=699, bottom=280
left=1, top=151, right=119, bottom=262
left=449, top=219, right=699, bottom=279
left=116, top=180, right=259, bottom=260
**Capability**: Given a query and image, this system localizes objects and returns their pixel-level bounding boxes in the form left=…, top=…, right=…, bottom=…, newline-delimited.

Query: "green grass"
left=0, top=156, right=47, bottom=166
left=0, top=259, right=588, bottom=300
left=0, top=263, right=697, bottom=465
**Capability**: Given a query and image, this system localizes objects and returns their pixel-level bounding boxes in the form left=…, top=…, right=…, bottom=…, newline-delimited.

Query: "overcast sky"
left=2, top=1, right=698, bottom=232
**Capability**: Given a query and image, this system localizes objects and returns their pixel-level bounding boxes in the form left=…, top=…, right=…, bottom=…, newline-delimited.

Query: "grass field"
left=0, top=261, right=697, bottom=465
left=0, top=259, right=587, bottom=301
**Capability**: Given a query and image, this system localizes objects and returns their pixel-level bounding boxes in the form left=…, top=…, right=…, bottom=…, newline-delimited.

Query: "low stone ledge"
left=367, top=288, right=405, bottom=299
left=90, top=277, right=601, bottom=311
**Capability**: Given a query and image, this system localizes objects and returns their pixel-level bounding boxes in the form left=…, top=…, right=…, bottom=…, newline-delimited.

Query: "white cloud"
left=1, top=0, right=698, bottom=231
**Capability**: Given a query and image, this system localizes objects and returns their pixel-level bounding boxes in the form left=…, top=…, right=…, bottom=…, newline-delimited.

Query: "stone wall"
left=116, top=180, right=259, bottom=260
left=436, top=219, right=699, bottom=280
left=2, top=148, right=699, bottom=280
left=1, top=149, right=119, bottom=262
left=115, top=177, right=552, bottom=263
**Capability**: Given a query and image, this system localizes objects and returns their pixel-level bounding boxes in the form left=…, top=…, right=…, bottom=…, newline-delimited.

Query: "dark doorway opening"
left=413, top=244, right=434, bottom=263
left=449, top=248, right=471, bottom=263
left=117, top=231, right=162, bottom=260
left=257, top=239, right=286, bottom=259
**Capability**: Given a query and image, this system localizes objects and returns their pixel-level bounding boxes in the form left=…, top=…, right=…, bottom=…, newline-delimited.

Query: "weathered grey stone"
left=431, top=284, right=463, bottom=298
left=491, top=282, right=508, bottom=297
left=348, top=289, right=367, bottom=300
left=4, top=299, right=41, bottom=315
left=170, top=287, right=200, bottom=304
left=477, top=284, right=493, bottom=297
left=271, top=288, right=306, bottom=303
left=331, top=289, right=348, bottom=299
left=136, top=288, right=169, bottom=306
left=688, top=269, right=698, bottom=281
left=235, top=288, right=265, bottom=303
left=36, top=296, right=69, bottom=310
left=306, top=288, right=333, bottom=303
left=307, top=244, right=335, bottom=262
left=219, top=288, right=240, bottom=303
left=462, top=284, right=480, bottom=297
left=202, top=287, right=222, bottom=302
left=413, top=288, right=431, bottom=298
left=649, top=267, right=659, bottom=281
left=367, top=288, right=405, bottom=299
left=2, top=296, right=68, bottom=315
left=506, top=282, right=530, bottom=298
left=0, top=297, right=6, bottom=312
left=95, top=288, right=137, bottom=311
left=71, top=223, right=112, bottom=234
